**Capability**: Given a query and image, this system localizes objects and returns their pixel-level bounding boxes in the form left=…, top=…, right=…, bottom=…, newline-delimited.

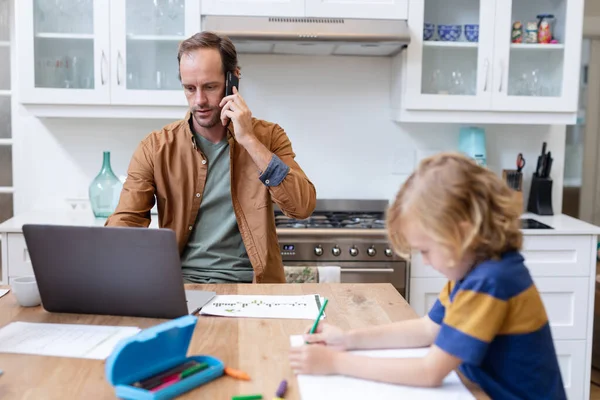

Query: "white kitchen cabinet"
left=403, top=0, right=495, bottom=111
left=110, top=0, right=200, bottom=106
left=409, top=277, right=446, bottom=316
left=395, top=0, right=584, bottom=123
left=16, top=0, right=200, bottom=107
left=17, top=0, right=111, bottom=104
left=200, top=0, right=406, bottom=19
left=305, top=0, right=407, bottom=20
left=201, top=0, right=305, bottom=17
left=555, top=340, right=586, bottom=400
left=534, top=277, right=589, bottom=340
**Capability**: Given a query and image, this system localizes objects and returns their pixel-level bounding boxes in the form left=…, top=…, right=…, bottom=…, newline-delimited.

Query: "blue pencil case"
left=105, top=315, right=224, bottom=400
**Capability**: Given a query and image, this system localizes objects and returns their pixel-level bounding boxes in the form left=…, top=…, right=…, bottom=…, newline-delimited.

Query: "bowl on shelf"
left=423, top=23, right=435, bottom=41
left=465, top=24, right=479, bottom=42
left=438, top=24, right=462, bottom=41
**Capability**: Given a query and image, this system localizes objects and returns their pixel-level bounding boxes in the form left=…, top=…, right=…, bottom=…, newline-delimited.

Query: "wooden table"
left=0, top=283, right=487, bottom=399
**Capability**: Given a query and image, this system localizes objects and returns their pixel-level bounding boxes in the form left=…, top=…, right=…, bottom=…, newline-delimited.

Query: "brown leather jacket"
left=105, top=112, right=316, bottom=283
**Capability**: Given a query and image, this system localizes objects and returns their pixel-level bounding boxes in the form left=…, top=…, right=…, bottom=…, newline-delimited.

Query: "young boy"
left=289, top=152, right=566, bottom=399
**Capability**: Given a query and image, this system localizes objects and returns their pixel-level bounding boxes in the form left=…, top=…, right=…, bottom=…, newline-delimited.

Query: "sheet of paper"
left=0, top=289, right=9, bottom=299
left=200, top=294, right=326, bottom=320
left=0, top=322, right=140, bottom=360
left=290, top=335, right=475, bottom=400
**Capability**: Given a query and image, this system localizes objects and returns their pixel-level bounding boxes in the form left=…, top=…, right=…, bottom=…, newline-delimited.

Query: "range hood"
left=202, top=15, right=410, bottom=57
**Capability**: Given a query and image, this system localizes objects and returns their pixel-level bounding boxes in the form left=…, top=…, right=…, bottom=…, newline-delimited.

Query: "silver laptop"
left=22, top=224, right=215, bottom=319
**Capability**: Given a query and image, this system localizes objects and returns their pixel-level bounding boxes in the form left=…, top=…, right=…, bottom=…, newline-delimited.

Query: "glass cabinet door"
left=110, top=0, right=200, bottom=106
left=18, top=0, right=110, bottom=104
left=492, top=0, right=583, bottom=112
left=403, top=0, right=495, bottom=111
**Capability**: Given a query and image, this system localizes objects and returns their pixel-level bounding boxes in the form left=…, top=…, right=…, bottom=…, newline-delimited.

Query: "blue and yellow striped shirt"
left=428, top=252, right=566, bottom=400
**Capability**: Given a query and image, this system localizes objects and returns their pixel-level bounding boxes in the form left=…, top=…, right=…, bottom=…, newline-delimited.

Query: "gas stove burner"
left=274, top=211, right=386, bottom=229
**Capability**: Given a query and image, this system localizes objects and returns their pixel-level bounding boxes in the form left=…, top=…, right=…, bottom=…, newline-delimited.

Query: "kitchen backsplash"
left=11, top=54, right=566, bottom=214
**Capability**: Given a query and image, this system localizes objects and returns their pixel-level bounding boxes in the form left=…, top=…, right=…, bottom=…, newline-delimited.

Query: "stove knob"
left=314, top=246, right=323, bottom=256
left=367, top=246, right=377, bottom=257
left=349, top=246, right=359, bottom=257
left=385, top=248, right=393, bottom=257
left=332, top=246, right=341, bottom=257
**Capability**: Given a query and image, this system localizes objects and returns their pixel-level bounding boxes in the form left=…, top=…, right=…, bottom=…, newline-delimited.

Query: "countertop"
left=0, top=210, right=599, bottom=235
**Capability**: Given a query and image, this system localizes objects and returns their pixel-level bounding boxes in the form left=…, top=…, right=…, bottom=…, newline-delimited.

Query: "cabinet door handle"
left=498, top=60, right=504, bottom=92
left=117, top=51, right=123, bottom=86
left=101, top=50, right=107, bottom=85
left=483, top=59, right=489, bottom=92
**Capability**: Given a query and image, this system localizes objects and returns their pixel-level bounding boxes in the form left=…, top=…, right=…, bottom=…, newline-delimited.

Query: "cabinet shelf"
left=35, top=32, right=94, bottom=40
left=510, top=43, right=565, bottom=50
left=126, top=34, right=186, bottom=42
left=423, top=41, right=478, bottom=49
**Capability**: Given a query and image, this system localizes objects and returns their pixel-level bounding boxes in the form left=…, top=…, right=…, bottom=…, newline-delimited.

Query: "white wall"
left=12, top=54, right=566, bottom=214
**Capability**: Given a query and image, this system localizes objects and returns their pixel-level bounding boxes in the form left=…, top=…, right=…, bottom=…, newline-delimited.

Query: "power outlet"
left=391, top=149, right=416, bottom=175
left=65, top=198, right=91, bottom=211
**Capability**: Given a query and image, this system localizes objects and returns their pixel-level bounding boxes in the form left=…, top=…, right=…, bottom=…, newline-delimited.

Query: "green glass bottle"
left=89, top=151, right=123, bottom=218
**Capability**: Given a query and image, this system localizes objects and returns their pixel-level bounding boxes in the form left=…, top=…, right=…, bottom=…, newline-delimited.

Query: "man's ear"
left=234, top=67, right=241, bottom=79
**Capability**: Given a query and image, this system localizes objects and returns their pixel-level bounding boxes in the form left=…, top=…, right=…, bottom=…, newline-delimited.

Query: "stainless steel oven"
left=275, top=200, right=409, bottom=300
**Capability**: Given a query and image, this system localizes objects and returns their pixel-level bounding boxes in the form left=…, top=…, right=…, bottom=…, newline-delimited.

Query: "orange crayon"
left=224, top=367, right=251, bottom=381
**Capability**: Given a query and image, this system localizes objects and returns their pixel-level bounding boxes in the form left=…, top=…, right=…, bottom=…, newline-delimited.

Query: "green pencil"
left=307, top=298, right=328, bottom=341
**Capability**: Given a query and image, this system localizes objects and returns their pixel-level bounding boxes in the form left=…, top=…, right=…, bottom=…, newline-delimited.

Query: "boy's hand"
left=289, top=344, right=341, bottom=375
left=303, top=323, right=349, bottom=351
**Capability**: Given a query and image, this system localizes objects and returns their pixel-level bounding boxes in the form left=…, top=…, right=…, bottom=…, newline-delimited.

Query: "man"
left=105, top=32, right=316, bottom=283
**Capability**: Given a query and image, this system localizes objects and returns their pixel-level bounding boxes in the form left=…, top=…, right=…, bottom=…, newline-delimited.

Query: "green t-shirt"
left=180, top=134, right=253, bottom=283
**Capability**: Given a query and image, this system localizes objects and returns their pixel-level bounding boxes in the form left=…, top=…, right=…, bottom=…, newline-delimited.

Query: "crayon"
left=232, top=395, right=262, bottom=400
left=306, top=298, right=328, bottom=344
left=275, top=380, right=287, bottom=398
left=180, top=362, right=208, bottom=379
left=137, top=360, right=198, bottom=389
left=224, top=366, right=251, bottom=381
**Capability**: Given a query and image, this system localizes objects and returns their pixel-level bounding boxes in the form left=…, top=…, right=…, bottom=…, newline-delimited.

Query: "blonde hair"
left=386, top=152, right=523, bottom=266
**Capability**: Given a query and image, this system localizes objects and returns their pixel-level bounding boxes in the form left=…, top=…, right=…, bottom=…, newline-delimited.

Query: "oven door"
left=283, top=261, right=408, bottom=300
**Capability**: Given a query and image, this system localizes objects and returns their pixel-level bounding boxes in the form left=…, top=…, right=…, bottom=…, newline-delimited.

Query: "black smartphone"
left=225, top=71, right=239, bottom=96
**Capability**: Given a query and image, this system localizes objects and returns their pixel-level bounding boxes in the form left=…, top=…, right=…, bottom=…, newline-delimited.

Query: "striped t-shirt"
left=428, top=252, right=566, bottom=400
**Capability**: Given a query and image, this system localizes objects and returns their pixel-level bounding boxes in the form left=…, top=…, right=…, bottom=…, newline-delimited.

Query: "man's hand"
left=219, top=86, right=255, bottom=147
left=289, top=344, right=342, bottom=375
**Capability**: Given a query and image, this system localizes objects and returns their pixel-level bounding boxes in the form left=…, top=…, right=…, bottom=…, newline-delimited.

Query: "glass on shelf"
left=420, top=0, right=480, bottom=96
left=126, top=0, right=185, bottom=37
left=507, top=50, right=563, bottom=97
left=34, top=48, right=95, bottom=89
left=422, top=47, right=477, bottom=96
left=34, top=0, right=94, bottom=35
left=126, top=39, right=181, bottom=90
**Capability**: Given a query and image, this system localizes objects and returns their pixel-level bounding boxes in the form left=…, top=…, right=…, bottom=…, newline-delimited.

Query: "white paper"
left=290, top=335, right=475, bottom=400
left=0, top=322, right=141, bottom=360
left=200, top=294, right=326, bottom=320
left=0, top=289, right=9, bottom=299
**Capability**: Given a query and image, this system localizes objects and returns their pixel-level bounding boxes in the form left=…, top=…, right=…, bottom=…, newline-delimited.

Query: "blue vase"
left=89, top=151, right=123, bottom=218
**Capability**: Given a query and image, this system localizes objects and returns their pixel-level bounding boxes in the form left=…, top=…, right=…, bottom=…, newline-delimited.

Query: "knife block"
left=527, top=176, right=554, bottom=216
